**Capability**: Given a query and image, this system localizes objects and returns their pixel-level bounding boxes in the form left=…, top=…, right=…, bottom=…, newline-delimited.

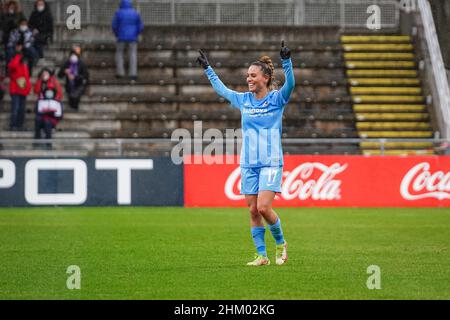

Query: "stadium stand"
left=342, top=34, right=434, bottom=155
left=0, top=0, right=448, bottom=157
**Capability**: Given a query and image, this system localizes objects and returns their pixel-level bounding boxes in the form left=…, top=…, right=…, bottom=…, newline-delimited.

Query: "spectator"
left=57, top=46, right=89, bottom=111
left=28, top=0, right=53, bottom=59
left=7, top=18, right=38, bottom=75
left=112, top=0, right=144, bottom=81
left=34, top=86, right=63, bottom=148
left=0, top=50, right=5, bottom=110
left=1, top=1, right=26, bottom=50
left=34, top=67, right=62, bottom=101
left=8, top=41, right=31, bottom=131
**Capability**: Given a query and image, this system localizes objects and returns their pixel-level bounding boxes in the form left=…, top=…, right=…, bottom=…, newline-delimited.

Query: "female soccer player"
left=197, top=41, right=295, bottom=266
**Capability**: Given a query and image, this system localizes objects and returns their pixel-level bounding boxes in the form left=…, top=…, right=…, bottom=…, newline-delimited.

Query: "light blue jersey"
left=204, top=58, right=295, bottom=168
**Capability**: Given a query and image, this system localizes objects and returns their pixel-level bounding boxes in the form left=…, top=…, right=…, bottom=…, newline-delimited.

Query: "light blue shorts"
left=240, top=166, right=283, bottom=195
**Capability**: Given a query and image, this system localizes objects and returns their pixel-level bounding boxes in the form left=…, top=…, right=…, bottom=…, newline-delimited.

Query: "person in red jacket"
left=8, top=41, right=31, bottom=131
left=34, top=67, right=63, bottom=101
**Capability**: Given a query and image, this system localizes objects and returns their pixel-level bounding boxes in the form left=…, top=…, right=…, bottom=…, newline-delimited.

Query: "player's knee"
left=249, top=205, right=259, bottom=218
left=257, top=204, right=271, bottom=217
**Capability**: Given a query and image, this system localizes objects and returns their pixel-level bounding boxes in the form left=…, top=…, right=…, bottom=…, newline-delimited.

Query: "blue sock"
left=269, top=219, right=285, bottom=245
left=251, top=226, right=267, bottom=257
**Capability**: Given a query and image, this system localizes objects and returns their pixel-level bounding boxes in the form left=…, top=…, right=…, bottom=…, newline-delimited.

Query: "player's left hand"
left=197, top=50, right=210, bottom=69
left=280, top=40, right=291, bottom=60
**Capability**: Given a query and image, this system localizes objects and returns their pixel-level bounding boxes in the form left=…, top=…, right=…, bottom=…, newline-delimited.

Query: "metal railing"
left=417, top=0, right=450, bottom=139
left=18, top=0, right=399, bottom=27
left=0, top=138, right=448, bottom=157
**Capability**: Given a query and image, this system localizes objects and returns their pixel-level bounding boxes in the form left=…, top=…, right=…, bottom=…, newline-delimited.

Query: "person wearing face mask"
left=1, top=0, right=26, bottom=50
left=7, top=18, right=38, bottom=75
left=8, top=41, right=31, bottom=131
left=34, top=87, right=63, bottom=148
left=28, top=0, right=53, bottom=59
left=57, top=46, right=89, bottom=111
left=34, top=67, right=62, bottom=101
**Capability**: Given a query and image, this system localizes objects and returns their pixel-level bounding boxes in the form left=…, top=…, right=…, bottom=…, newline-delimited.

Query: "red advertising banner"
left=184, top=156, right=450, bottom=207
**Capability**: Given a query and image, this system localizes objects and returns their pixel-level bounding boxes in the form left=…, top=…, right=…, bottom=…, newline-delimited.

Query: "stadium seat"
left=362, top=149, right=435, bottom=156
left=347, top=69, right=418, bottom=77
left=360, top=142, right=434, bottom=149
left=342, top=33, right=435, bottom=155
left=343, top=44, right=414, bottom=52
left=358, top=131, right=433, bottom=138
left=344, top=52, right=415, bottom=60
left=353, top=104, right=426, bottom=112
left=341, top=35, right=412, bottom=43
left=345, top=61, right=416, bottom=69
left=352, top=96, right=424, bottom=103
left=350, top=87, right=422, bottom=95
left=355, top=113, right=429, bottom=121
left=356, top=122, right=431, bottom=130
left=349, top=78, right=420, bottom=86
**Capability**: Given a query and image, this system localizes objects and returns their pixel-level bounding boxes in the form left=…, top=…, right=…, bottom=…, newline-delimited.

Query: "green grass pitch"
left=0, top=207, right=449, bottom=300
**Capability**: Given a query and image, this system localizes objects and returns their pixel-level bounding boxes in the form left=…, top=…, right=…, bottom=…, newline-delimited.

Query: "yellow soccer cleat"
left=246, top=254, right=270, bottom=266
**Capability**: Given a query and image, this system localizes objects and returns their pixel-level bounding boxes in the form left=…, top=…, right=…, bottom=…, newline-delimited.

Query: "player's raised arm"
left=279, top=41, right=295, bottom=104
left=197, top=50, right=241, bottom=108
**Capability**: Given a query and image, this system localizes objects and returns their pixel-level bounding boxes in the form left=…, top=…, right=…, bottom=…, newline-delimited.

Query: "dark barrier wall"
left=0, top=158, right=183, bottom=207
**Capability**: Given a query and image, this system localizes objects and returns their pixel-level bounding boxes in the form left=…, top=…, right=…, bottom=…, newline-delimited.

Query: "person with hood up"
left=112, top=0, right=144, bottom=81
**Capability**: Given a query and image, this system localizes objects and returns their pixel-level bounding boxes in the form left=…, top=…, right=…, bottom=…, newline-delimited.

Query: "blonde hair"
left=251, top=55, right=277, bottom=90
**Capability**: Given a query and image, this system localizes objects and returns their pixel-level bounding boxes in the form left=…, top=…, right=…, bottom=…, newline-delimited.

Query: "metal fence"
left=17, top=0, right=400, bottom=27
left=0, top=138, right=449, bottom=157
left=417, top=0, right=450, bottom=139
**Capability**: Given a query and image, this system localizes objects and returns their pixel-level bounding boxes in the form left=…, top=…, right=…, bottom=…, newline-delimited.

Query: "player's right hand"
left=197, top=50, right=210, bottom=69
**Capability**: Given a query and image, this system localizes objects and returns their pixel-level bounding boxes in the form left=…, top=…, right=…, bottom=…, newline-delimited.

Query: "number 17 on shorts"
left=241, top=166, right=283, bottom=195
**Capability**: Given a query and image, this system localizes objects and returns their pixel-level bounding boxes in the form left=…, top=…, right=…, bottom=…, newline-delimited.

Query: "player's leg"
left=257, top=191, right=288, bottom=265
left=257, top=167, right=288, bottom=265
left=115, top=41, right=125, bottom=78
left=129, top=42, right=138, bottom=79
left=241, top=168, right=269, bottom=266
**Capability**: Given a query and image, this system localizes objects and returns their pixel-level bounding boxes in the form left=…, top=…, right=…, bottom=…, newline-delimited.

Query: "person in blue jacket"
left=112, top=0, right=144, bottom=81
left=197, top=41, right=295, bottom=266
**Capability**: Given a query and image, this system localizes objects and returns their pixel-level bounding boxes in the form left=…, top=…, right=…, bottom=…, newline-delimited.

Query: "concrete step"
left=0, top=131, right=90, bottom=139
left=0, top=149, right=90, bottom=157
left=52, top=40, right=343, bottom=53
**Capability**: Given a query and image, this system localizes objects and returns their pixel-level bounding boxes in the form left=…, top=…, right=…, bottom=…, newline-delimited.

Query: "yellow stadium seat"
left=356, top=122, right=431, bottom=130
left=353, top=95, right=424, bottom=103
left=347, top=69, right=418, bottom=77
left=358, top=131, right=434, bottom=138
left=353, top=104, right=426, bottom=112
left=341, top=35, right=412, bottom=43
left=350, top=87, right=422, bottom=95
left=360, top=142, right=434, bottom=149
left=362, top=149, right=435, bottom=156
left=355, top=113, right=429, bottom=121
left=349, top=78, right=420, bottom=86
left=346, top=61, right=416, bottom=69
left=343, top=44, right=413, bottom=51
left=344, top=53, right=415, bottom=60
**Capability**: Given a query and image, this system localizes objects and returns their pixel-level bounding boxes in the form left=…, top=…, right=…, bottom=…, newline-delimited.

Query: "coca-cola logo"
left=401, top=162, right=450, bottom=200
left=224, top=162, right=348, bottom=201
